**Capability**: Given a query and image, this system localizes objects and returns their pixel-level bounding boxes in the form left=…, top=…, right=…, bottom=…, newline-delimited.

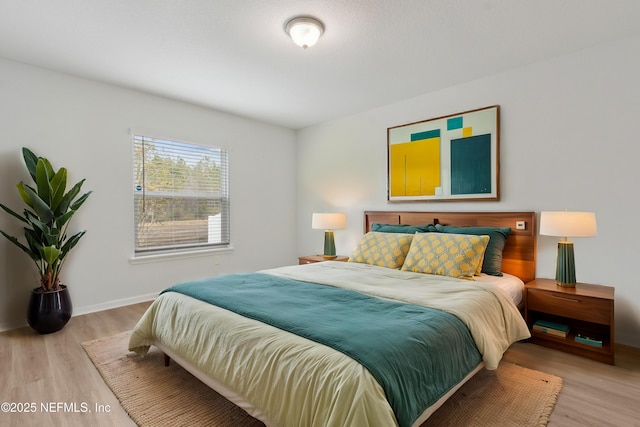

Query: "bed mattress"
left=129, top=261, right=530, bottom=427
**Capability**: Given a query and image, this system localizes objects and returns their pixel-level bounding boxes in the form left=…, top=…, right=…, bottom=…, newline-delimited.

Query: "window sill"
left=129, top=246, right=234, bottom=264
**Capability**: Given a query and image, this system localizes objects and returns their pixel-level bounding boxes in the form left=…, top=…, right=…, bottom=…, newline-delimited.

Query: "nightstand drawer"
left=527, top=289, right=611, bottom=325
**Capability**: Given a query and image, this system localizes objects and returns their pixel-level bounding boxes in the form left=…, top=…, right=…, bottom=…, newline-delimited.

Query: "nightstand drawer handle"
left=550, top=295, right=580, bottom=303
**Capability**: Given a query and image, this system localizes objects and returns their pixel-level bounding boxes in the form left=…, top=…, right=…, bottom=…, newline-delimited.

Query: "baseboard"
left=0, top=320, right=26, bottom=333
left=0, top=292, right=158, bottom=333
left=72, top=292, right=158, bottom=317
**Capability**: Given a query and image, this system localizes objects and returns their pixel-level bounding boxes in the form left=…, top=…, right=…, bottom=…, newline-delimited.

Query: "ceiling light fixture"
left=285, top=16, right=324, bottom=49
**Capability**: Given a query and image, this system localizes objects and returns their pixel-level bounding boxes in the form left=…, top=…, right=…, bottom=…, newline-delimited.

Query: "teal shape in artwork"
left=447, top=117, right=463, bottom=130
left=411, top=129, right=440, bottom=141
left=450, top=133, right=491, bottom=194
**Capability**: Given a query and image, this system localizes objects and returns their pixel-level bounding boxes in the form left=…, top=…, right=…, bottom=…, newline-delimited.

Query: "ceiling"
left=1, top=0, right=640, bottom=129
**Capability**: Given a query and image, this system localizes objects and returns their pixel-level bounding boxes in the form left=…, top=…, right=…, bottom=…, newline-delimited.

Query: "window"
left=132, top=134, right=229, bottom=255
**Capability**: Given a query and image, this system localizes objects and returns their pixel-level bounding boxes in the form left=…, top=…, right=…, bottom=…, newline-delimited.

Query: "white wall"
left=296, top=35, right=640, bottom=347
left=0, top=58, right=297, bottom=331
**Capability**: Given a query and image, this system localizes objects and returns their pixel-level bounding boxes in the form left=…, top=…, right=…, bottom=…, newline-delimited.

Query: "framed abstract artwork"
left=387, top=105, right=500, bottom=202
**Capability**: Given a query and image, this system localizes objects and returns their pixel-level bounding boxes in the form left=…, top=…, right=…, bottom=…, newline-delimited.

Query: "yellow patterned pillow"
left=400, top=233, right=490, bottom=280
left=349, top=232, right=414, bottom=269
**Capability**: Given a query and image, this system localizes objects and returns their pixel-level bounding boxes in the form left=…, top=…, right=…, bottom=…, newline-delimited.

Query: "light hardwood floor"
left=1, top=302, right=639, bottom=427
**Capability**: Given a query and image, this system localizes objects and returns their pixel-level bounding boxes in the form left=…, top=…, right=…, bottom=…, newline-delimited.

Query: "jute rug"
left=83, top=331, right=563, bottom=427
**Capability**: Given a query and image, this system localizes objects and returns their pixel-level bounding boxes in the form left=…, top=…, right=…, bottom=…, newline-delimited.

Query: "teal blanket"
left=163, top=273, right=481, bottom=427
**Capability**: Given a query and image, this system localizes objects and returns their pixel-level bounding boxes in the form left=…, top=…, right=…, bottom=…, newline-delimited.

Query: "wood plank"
left=0, top=303, right=150, bottom=427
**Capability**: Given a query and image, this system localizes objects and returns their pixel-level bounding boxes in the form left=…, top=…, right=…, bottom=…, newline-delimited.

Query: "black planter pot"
left=27, top=285, right=72, bottom=334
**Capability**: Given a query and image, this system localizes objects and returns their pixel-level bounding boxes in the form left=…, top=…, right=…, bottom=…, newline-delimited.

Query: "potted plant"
left=0, top=147, right=91, bottom=334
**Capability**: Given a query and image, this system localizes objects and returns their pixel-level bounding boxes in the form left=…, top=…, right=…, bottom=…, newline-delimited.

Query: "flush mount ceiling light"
left=285, top=16, right=324, bottom=49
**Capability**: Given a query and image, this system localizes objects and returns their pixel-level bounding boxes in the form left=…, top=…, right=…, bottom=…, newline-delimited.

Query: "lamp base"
left=555, top=281, right=576, bottom=288
left=555, top=241, right=576, bottom=287
left=323, top=230, right=336, bottom=258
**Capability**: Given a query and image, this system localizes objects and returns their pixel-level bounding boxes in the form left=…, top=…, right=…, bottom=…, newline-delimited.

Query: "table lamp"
left=539, top=211, right=597, bottom=287
left=312, top=213, right=346, bottom=259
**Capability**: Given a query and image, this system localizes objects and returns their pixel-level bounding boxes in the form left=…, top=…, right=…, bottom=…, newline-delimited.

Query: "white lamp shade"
left=286, top=17, right=324, bottom=49
left=312, top=213, right=346, bottom=230
left=539, top=211, right=597, bottom=238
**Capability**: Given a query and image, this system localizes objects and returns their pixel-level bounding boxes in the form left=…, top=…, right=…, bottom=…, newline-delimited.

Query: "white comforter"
left=129, top=261, right=530, bottom=427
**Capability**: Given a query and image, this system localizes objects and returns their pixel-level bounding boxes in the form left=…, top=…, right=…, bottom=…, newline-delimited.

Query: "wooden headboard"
left=364, top=211, right=536, bottom=283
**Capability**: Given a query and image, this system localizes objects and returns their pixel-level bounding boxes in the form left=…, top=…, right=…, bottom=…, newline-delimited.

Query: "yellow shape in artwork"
left=389, top=137, right=440, bottom=196
left=463, top=127, right=473, bottom=137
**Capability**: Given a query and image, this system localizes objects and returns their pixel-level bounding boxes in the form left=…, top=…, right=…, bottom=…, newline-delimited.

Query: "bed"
left=129, top=210, right=536, bottom=427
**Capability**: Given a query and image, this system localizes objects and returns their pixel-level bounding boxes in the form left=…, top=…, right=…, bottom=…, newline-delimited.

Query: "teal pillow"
left=434, top=224, right=511, bottom=276
left=371, top=223, right=437, bottom=234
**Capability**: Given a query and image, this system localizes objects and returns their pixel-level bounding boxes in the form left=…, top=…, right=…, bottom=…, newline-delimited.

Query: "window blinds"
left=133, top=135, right=229, bottom=254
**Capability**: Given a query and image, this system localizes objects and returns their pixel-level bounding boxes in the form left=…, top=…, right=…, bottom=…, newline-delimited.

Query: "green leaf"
left=27, top=216, right=59, bottom=247
left=0, top=230, right=39, bottom=262
left=35, top=159, right=52, bottom=204
left=22, top=148, right=39, bottom=182
left=0, top=202, right=29, bottom=224
left=21, top=184, right=54, bottom=223
left=24, top=209, right=43, bottom=228
left=24, top=229, right=45, bottom=258
left=43, top=245, right=62, bottom=266
left=40, top=158, right=55, bottom=181
left=17, top=182, right=34, bottom=209
left=43, top=226, right=59, bottom=246
left=60, top=230, right=86, bottom=259
left=55, top=210, right=75, bottom=229
left=55, top=179, right=84, bottom=216
left=49, top=168, right=67, bottom=212
left=69, top=190, right=92, bottom=211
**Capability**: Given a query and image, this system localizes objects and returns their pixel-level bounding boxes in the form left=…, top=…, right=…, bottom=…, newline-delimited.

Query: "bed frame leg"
left=163, top=353, right=171, bottom=367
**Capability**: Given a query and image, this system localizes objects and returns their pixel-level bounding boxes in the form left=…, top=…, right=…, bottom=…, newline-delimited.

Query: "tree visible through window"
left=133, top=135, right=229, bottom=254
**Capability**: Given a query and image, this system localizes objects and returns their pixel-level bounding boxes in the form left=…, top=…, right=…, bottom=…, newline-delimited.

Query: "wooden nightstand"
left=298, top=255, right=350, bottom=265
left=524, top=278, right=615, bottom=364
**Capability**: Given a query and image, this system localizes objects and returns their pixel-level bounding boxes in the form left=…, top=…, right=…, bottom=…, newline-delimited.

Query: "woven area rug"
left=83, top=331, right=562, bottom=427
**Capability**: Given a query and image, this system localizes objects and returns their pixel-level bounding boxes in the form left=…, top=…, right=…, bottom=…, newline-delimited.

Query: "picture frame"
left=387, top=105, right=500, bottom=202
